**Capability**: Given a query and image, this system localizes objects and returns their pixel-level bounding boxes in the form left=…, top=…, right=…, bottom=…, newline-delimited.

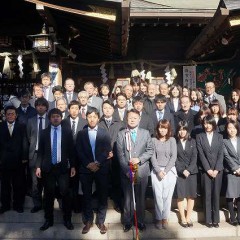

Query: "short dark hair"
left=102, top=100, right=114, bottom=108
left=35, top=97, right=49, bottom=110
left=130, top=77, right=141, bottom=86
left=19, top=89, right=31, bottom=98
left=156, top=119, right=172, bottom=140
left=68, top=100, right=80, bottom=109
left=48, top=108, right=62, bottom=119
left=132, top=96, right=144, bottom=105
left=127, top=109, right=140, bottom=117
left=41, top=72, right=51, bottom=79
left=100, top=84, right=110, bottom=91
left=177, top=121, right=190, bottom=141
left=4, top=105, right=17, bottom=114
left=154, top=94, right=167, bottom=103
left=226, top=120, right=240, bottom=137
left=116, top=92, right=127, bottom=100
left=86, top=107, right=100, bottom=118
left=202, top=114, right=217, bottom=131
left=52, top=85, right=64, bottom=94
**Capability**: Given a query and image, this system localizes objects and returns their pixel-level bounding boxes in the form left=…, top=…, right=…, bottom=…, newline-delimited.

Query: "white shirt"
left=44, top=86, right=50, bottom=101
left=173, top=98, right=179, bottom=112
left=81, top=106, right=87, bottom=115
left=118, top=108, right=126, bottom=120
left=181, top=139, right=186, bottom=150
left=214, top=116, right=219, bottom=124
left=7, top=121, right=15, bottom=135
left=156, top=109, right=164, bottom=121
left=206, top=132, right=214, bottom=146
left=230, top=137, right=238, bottom=152
left=51, top=125, right=62, bottom=163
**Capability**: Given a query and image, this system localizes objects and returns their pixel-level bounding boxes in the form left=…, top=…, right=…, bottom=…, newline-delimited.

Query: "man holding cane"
left=117, top=109, right=154, bottom=232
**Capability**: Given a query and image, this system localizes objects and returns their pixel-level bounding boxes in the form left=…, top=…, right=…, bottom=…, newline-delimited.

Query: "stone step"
left=0, top=207, right=231, bottom=224
left=0, top=222, right=239, bottom=240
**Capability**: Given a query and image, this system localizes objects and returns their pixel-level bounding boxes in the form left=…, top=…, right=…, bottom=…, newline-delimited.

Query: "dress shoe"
left=40, top=221, right=53, bottom=231
left=64, top=220, right=74, bottom=230
left=162, top=219, right=168, bottom=229
left=13, top=207, right=23, bottom=213
left=82, top=222, right=93, bottom=234
left=31, top=206, right=42, bottom=213
left=138, top=223, right=146, bottom=231
left=155, top=220, right=162, bottom=230
left=123, top=223, right=132, bottom=232
left=0, top=207, right=10, bottom=214
left=180, top=222, right=188, bottom=228
left=206, top=223, right=213, bottom=228
left=229, top=220, right=238, bottom=226
left=97, top=223, right=107, bottom=234
left=213, top=223, right=219, bottom=228
left=187, top=221, right=193, bottom=227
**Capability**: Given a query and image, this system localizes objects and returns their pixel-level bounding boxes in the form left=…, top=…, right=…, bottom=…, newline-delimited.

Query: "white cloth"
left=173, top=98, right=179, bottom=112
left=181, top=139, right=186, bottom=150
left=231, top=137, right=238, bottom=152
left=206, top=132, right=213, bottom=146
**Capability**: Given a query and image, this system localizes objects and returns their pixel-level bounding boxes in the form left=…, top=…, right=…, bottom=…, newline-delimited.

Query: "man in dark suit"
left=77, top=91, right=93, bottom=120
left=56, top=97, right=69, bottom=119
left=29, top=83, right=44, bottom=108
left=99, top=100, right=125, bottom=212
left=17, top=89, right=37, bottom=125
left=112, top=93, right=128, bottom=126
left=133, top=96, right=154, bottom=136
left=0, top=106, right=28, bottom=213
left=151, top=94, right=176, bottom=135
left=143, top=83, right=157, bottom=115
left=76, top=107, right=112, bottom=235
left=63, top=78, right=78, bottom=105
left=84, top=82, right=103, bottom=116
left=27, top=97, right=49, bottom=213
left=175, top=96, right=197, bottom=135
left=36, top=108, right=76, bottom=231
left=41, top=72, right=54, bottom=102
left=117, top=109, right=154, bottom=232
left=48, top=85, right=64, bottom=110
left=62, top=100, right=87, bottom=213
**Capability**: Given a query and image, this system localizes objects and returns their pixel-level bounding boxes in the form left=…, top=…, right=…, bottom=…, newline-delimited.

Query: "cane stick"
left=126, top=130, right=140, bottom=240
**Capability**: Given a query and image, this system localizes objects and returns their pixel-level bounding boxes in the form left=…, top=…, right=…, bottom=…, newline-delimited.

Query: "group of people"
left=1, top=72, right=240, bottom=235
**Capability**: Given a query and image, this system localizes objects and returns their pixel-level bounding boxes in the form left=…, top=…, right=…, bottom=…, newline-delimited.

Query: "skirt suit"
left=175, top=138, right=198, bottom=198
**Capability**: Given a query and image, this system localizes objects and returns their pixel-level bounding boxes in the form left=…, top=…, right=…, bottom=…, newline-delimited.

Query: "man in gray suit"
left=27, top=97, right=49, bottom=213
left=84, top=82, right=103, bottom=116
left=204, top=82, right=226, bottom=114
left=41, top=72, right=54, bottom=102
left=117, top=109, right=154, bottom=232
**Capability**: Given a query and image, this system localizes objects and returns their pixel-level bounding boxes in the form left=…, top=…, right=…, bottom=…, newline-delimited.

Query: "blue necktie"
left=158, top=111, right=163, bottom=121
left=52, top=127, right=57, bottom=165
left=131, top=130, right=137, bottom=143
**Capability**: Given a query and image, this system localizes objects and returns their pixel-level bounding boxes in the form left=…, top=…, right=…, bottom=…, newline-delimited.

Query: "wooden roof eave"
left=185, top=7, right=229, bottom=60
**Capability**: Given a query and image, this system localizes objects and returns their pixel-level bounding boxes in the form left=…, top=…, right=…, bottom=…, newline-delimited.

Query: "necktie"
left=52, top=127, right=58, bottom=165
left=158, top=111, right=163, bottom=121
left=82, top=108, right=86, bottom=119
left=67, top=93, right=72, bottom=103
left=39, top=117, right=43, bottom=131
left=8, top=123, right=13, bottom=136
left=131, top=130, right=137, bottom=143
left=23, top=108, right=27, bottom=113
left=119, top=110, right=124, bottom=121
left=72, top=120, right=76, bottom=135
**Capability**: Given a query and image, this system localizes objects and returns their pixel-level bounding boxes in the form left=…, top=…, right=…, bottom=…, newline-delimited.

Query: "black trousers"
left=80, top=172, right=109, bottom=224
left=42, top=166, right=71, bottom=221
left=201, top=171, right=223, bottom=224
left=121, top=175, right=148, bottom=225
left=1, top=167, right=25, bottom=209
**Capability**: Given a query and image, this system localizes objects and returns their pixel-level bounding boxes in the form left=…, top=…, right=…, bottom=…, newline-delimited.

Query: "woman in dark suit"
left=223, top=120, right=240, bottom=225
left=196, top=115, right=224, bottom=228
left=175, top=121, right=198, bottom=228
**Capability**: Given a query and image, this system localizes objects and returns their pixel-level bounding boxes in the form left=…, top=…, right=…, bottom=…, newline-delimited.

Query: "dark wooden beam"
left=185, top=7, right=229, bottom=59
left=121, top=0, right=130, bottom=56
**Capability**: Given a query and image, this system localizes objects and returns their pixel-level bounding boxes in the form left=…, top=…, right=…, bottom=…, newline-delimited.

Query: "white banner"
left=183, top=66, right=196, bottom=89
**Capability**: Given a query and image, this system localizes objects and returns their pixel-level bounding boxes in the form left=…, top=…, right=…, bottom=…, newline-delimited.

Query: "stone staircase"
left=0, top=196, right=239, bottom=240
